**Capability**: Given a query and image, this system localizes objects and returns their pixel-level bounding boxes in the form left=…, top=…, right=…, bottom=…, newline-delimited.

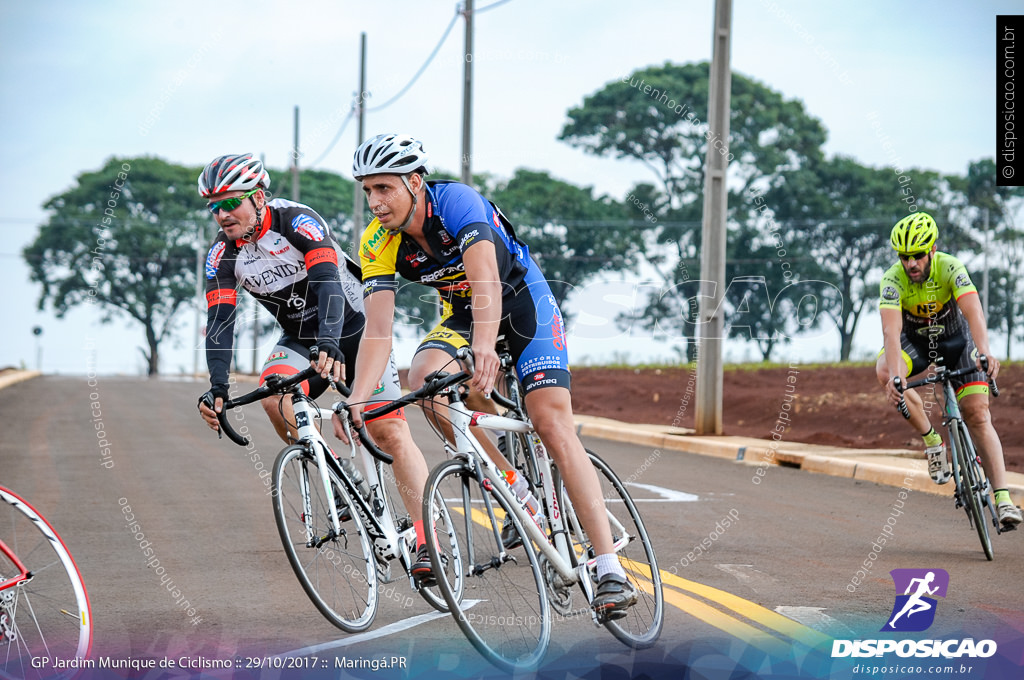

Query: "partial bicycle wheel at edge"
left=951, top=425, right=993, bottom=561
left=423, top=458, right=550, bottom=672
left=556, top=449, right=664, bottom=648
left=0, top=486, right=92, bottom=680
left=272, top=445, right=379, bottom=631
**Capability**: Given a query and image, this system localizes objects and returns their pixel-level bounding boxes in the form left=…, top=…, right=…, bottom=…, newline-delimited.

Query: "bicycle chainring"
left=540, top=555, right=573, bottom=615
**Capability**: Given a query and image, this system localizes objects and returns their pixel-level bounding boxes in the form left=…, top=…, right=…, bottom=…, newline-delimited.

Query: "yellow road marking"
left=453, top=509, right=831, bottom=655
left=625, top=563, right=832, bottom=652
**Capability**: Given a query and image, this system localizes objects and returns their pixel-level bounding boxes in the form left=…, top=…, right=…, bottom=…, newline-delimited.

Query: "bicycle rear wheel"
left=556, top=449, right=664, bottom=648
left=423, top=458, right=550, bottom=672
left=951, top=424, right=993, bottom=561
left=272, top=445, right=378, bottom=631
left=0, top=486, right=91, bottom=679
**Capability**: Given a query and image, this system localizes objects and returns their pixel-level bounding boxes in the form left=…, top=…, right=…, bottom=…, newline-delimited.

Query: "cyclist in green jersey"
left=875, top=212, right=1022, bottom=528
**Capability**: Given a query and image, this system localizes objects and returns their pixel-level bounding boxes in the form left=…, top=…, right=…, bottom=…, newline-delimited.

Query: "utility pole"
left=194, top=221, right=205, bottom=378
left=461, top=0, right=473, bottom=186
left=292, top=106, right=300, bottom=201
left=982, top=208, right=990, bottom=316
left=694, top=0, right=732, bottom=435
left=353, top=32, right=368, bottom=258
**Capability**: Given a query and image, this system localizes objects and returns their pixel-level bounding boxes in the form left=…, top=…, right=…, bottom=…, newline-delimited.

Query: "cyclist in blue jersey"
left=340, top=134, right=637, bottom=618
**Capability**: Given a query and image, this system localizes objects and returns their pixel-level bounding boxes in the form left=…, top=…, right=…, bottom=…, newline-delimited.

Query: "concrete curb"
left=0, top=371, right=41, bottom=391
left=574, top=415, right=1024, bottom=506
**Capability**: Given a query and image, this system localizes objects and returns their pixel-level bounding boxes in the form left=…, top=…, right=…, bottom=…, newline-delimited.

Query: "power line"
left=477, top=0, right=514, bottom=12
left=308, top=105, right=356, bottom=169
left=367, top=9, right=461, bottom=112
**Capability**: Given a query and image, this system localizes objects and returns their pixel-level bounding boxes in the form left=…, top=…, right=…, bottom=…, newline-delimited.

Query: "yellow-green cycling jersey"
left=878, top=251, right=978, bottom=344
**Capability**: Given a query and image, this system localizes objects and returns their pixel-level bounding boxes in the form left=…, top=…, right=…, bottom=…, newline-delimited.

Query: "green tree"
left=771, top=157, right=903, bottom=361
left=24, top=156, right=205, bottom=375
left=561, top=62, right=828, bottom=360
left=560, top=62, right=826, bottom=207
left=490, top=169, right=636, bottom=306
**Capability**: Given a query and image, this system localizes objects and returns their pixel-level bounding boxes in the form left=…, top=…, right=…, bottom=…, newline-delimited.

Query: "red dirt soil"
left=568, top=363, right=1024, bottom=474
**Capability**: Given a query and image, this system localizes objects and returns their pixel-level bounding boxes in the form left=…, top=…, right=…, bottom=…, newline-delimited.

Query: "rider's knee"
left=961, top=401, right=992, bottom=428
left=367, top=418, right=417, bottom=456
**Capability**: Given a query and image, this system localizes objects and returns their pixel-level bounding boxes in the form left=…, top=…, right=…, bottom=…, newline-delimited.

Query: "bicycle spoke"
left=0, top=487, right=92, bottom=679
left=272, top=446, right=378, bottom=632
left=424, top=459, right=549, bottom=672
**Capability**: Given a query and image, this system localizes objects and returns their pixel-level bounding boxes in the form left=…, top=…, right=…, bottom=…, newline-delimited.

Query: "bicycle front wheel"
left=0, top=486, right=92, bottom=679
left=423, top=458, right=550, bottom=672
left=272, top=445, right=378, bottom=631
left=556, top=449, right=664, bottom=648
left=951, top=424, right=993, bottom=561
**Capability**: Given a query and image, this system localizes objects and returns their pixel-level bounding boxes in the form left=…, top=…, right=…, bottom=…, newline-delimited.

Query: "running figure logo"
left=881, top=568, right=949, bottom=632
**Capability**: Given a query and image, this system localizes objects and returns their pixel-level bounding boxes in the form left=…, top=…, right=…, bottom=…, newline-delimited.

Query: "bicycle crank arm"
left=469, top=553, right=517, bottom=577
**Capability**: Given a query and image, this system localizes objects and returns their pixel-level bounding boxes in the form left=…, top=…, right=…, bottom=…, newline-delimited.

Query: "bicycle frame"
left=0, top=540, right=31, bottom=591
left=290, top=395, right=418, bottom=577
left=441, top=389, right=630, bottom=604
left=938, top=380, right=998, bottom=529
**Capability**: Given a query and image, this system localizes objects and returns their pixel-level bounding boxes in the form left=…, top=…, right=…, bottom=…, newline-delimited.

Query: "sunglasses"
left=898, top=251, right=930, bottom=262
left=208, top=188, right=259, bottom=214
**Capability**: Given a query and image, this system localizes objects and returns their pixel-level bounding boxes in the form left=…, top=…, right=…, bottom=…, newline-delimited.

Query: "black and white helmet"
left=352, top=134, right=429, bottom=180
left=198, top=153, right=271, bottom=198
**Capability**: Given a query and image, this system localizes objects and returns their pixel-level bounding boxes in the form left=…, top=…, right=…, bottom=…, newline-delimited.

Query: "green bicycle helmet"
left=890, top=212, right=938, bottom=254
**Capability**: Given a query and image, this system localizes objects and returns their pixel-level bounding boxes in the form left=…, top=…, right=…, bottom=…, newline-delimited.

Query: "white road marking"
left=774, top=606, right=855, bottom=636
left=278, top=600, right=482, bottom=657
left=626, top=482, right=699, bottom=502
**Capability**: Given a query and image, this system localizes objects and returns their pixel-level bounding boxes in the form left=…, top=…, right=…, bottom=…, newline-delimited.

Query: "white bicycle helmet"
left=352, top=134, right=429, bottom=180
left=198, top=153, right=271, bottom=198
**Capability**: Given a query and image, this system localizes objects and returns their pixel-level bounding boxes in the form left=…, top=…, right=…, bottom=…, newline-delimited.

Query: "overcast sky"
left=0, top=0, right=1016, bottom=374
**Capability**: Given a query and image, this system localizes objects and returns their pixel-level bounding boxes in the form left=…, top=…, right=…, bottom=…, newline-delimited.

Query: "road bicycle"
left=206, top=365, right=464, bottom=632
left=897, top=356, right=1005, bottom=560
left=0, top=486, right=91, bottom=679
left=346, top=347, right=664, bottom=671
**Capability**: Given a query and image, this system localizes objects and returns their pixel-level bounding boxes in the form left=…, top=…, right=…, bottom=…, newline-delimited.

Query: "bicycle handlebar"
left=205, top=347, right=354, bottom=447
left=894, top=355, right=999, bottom=419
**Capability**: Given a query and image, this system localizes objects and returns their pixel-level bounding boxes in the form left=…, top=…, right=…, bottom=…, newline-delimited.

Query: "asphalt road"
left=2, top=375, right=1022, bottom=678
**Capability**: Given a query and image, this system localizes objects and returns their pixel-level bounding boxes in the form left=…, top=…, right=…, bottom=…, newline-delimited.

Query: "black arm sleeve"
left=206, top=301, right=236, bottom=387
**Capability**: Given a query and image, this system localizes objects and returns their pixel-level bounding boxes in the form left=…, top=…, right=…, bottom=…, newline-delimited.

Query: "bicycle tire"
left=0, top=486, right=92, bottom=679
left=414, top=468, right=465, bottom=614
left=272, top=445, right=379, bottom=631
left=423, top=458, right=550, bottom=672
left=951, top=424, right=993, bottom=560
left=555, top=449, right=664, bottom=648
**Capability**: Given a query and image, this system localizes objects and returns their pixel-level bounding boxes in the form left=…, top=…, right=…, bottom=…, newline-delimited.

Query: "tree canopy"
left=25, top=156, right=205, bottom=375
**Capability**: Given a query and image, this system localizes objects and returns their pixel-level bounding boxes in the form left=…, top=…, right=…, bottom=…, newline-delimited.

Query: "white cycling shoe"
left=925, top=443, right=951, bottom=485
left=997, top=501, right=1023, bottom=528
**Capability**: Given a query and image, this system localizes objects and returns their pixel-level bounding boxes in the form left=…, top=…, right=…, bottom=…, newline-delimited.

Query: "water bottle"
left=340, top=457, right=371, bottom=500
left=504, top=470, right=544, bottom=530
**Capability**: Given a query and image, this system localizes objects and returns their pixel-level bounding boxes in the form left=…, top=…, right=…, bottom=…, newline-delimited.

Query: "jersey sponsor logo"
left=882, top=286, right=900, bottom=301
left=458, top=229, right=480, bottom=250
left=372, top=380, right=385, bottom=396
left=405, top=251, right=429, bottom=267
left=205, top=241, right=227, bottom=279
left=954, top=273, right=970, bottom=288
left=292, top=214, right=326, bottom=241
left=286, top=292, right=305, bottom=310
left=241, top=261, right=304, bottom=290
left=534, top=372, right=546, bottom=380
left=270, top=244, right=291, bottom=256
left=265, top=351, right=288, bottom=363
left=438, top=230, right=454, bottom=245
left=206, top=288, right=237, bottom=307
left=305, top=247, right=338, bottom=268
left=420, top=263, right=465, bottom=283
